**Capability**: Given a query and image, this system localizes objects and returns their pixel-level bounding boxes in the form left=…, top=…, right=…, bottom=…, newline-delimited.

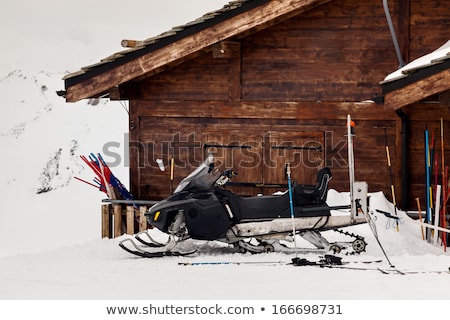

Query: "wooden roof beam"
left=384, top=69, right=450, bottom=110
left=65, top=0, right=331, bottom=102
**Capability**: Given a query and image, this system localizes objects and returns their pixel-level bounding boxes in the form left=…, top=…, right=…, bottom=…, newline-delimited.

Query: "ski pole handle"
left=170, top=158, right=174, bottom=180
left=286, top=162, right=291, bottom=176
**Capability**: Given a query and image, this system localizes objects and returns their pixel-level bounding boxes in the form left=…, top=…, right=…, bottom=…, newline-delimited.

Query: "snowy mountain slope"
left=0, top=69, right=129, bottom=257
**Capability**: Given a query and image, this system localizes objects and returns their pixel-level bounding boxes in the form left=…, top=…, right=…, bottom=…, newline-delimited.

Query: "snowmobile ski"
left=119, top=238, right=196, bottom=258
left=134, top=230, right=170, bottom=248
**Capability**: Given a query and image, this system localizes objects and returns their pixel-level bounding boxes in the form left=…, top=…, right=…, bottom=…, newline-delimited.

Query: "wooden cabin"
left=63, top=0, right=450, bottom=212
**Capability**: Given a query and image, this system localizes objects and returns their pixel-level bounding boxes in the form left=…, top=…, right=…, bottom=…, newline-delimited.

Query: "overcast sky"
left=0, top=0, right=230, bottom=74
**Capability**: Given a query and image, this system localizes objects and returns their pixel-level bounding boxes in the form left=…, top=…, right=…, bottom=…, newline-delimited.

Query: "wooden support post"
left=126, top=205, right=134, bottom=235
left=101, top=204, right=112, bottom=238
left=139, top=206, right=147, bottom=232
left=113, top=204, right=122, bottom=238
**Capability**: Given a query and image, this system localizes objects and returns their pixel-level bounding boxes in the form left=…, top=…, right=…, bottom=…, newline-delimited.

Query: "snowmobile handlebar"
left=223, top=168, right=238, bottom=178
left=214, top=168, right=238, bottom=186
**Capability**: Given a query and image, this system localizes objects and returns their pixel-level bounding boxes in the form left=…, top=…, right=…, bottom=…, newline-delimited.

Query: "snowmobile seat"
left=293, top=167, right=332, bottom=205
left=225, top=191, right=291, bottom=222
left=225, top=187, right=330, bottom=222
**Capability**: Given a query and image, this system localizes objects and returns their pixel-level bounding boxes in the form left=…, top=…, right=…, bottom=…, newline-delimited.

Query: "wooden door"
left=203, top=130, right=324, bottom=195
left=203, top=130, right=263, bottom=196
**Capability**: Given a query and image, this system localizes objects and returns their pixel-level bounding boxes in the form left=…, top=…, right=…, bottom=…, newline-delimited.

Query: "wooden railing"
left=101, top=200, right=158, bottom=238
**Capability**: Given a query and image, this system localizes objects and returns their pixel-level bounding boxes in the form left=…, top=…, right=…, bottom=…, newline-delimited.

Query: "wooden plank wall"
left=409, top=0, right=450, bottom=60
left=137, top=54, right=231, bottom=101
left=240, top=0, right=397, bottom=102
left=129, top=100, right=398, bottom=201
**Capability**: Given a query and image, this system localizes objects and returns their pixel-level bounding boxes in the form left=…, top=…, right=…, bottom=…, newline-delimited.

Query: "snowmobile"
left=119, top=157, right=370, bottom=258
left=119, top=115, right=371, bottom=258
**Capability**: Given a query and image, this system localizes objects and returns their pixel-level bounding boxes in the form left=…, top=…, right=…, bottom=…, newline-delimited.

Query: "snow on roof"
left=381, top=40, right=450, bottom=84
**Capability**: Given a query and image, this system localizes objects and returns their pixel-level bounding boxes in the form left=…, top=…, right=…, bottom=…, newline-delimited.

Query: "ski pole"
left=358, top=200, right=395, bottom=268
left=74, top=176, right=106, bottom=192
left=286, top=162, right=298, bottom=254
left=440, top=117, right=447, bottom=251
left=347, top=115, right=356, bottom=220
left=170, top=157, right=175, bottom=194
left=178, top=261, right=287, bottom=266
left=384, top=127, right=399, bottom=231
left=425, top=128, right=431, bottom=241
left=416, top=197, right=425, bottom=241
left=433, top=185, right=441, bottom=246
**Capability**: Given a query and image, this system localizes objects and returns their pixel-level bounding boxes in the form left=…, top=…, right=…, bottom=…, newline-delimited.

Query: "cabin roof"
left=63, top=0, right=262, bottom=85
left=381, top=40, right=450, bottom=110
left=62, top=0, right=332, bottom=102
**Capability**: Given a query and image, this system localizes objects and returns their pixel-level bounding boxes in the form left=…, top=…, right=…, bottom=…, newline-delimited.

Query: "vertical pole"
left=382, top=0, right=406, bottom=68
left=347, top=115, right=356, bottom=220
left=170, top=157, right=175, bottom=194
left=101, top=204, right=111, bottom=238
left=139, top=206, right=148, bottom=232
left=286, top=162, right=297, bottom=254
left=441, top=118, right=447, bottom=251
left=416, top=198, right=425, bottom=241
left=126, top=205, right=134, bottom=235
left=113, top=204, right=122, bottom=238
left=384, top=127, right=399, bottom=231
left=425, top=128, right=431, bottom=241
left=433, top=185, right=441, bottom=246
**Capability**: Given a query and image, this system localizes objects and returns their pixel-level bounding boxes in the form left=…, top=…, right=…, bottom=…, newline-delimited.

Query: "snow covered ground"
left=1, top=191, right=449, bottom=299
left=1, top=190, right=449, bottom=319
left=1, top=1, right=449, bottom=319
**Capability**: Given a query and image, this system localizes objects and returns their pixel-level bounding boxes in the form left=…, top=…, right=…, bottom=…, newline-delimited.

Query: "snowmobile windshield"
left=173, top=154, right=220, bottom=193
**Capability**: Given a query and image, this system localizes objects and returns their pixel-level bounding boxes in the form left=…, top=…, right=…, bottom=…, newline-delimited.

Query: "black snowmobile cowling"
left=146, top=156, right=333, bottom=241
